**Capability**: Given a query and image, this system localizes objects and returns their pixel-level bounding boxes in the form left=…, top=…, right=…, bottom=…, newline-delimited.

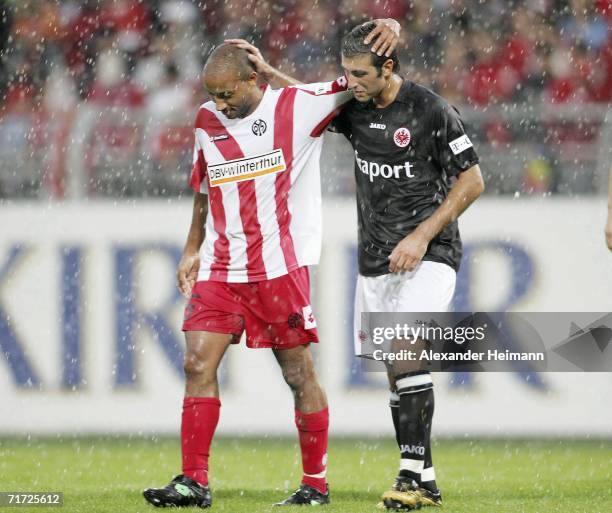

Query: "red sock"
left=181, top=397, right=221, bottom=486
left=295, top=407, right=329, bottom=494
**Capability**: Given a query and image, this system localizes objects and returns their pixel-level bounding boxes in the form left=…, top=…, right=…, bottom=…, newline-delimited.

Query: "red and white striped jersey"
left=189, top=77, right=351, bottom=283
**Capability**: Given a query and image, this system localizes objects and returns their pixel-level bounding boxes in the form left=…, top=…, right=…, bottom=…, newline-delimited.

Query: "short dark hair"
left=341, top=22, right=400, bottom=73
left=204, top=43, right=256, bottom=80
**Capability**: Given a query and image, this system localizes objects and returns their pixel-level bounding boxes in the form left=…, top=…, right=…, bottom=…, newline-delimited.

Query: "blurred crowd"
left=0, top=0, right=610, bottom=115
left=0, top=0, right=609, bottom=198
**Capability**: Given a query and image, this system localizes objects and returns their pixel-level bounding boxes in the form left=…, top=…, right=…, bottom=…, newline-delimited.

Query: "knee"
left=183, top=354, right=216, bottom=384
left=282, top=363, right=314, bottom=391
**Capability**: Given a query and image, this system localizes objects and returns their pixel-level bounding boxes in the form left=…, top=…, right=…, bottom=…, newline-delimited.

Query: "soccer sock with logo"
left=295, top=407, right=329, bottom=494
left=389, top=391, right=401, bottom=448
left=181, top=397, right=221, bottom=486
left=396, top=373, right=434, bottom=484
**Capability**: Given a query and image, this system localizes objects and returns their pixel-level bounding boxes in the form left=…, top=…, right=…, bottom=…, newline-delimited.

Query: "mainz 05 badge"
left=252, top=119, right=267, bottom=136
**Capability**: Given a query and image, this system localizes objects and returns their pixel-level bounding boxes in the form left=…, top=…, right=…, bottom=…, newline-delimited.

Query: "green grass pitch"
left=1, top=437, right=611, bottom=513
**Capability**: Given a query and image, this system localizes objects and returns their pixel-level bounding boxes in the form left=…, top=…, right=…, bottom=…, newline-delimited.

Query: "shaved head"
left=202, top=43, right=261, bottom=119
left=204, top=43, right=255, bottom=81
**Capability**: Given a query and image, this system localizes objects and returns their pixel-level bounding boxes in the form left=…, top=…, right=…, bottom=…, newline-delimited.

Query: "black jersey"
left=332, top=79, right=479, bottom=276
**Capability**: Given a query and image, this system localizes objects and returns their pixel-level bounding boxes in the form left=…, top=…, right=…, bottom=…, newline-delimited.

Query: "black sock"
left=396, top=373, right=434, bottom=484
left=389, top=391, right=401, bottom=449
left=420, top=389, right=438, bottom=493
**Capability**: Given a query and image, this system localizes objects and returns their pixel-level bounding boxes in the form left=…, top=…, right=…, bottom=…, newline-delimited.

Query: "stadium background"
left=1, top=0, right=611, bottom=441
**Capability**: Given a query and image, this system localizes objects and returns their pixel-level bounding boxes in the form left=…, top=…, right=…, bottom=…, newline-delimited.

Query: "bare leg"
left=273, top=344, right=329, bottom=498
left=273, top=344, right=327, bottom=412
left=183, top=331, right=233, bottom=397
left=178, top=331, right=234, bottom=490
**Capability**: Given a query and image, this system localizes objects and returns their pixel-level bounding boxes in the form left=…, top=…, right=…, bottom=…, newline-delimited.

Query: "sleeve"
left=431, top=101, right=479, bottom=177
left=329, top=107, right=350, bottom=138
left=188, top=129, right=208, bottom=193
left=291, top=76, right=353, bottom=137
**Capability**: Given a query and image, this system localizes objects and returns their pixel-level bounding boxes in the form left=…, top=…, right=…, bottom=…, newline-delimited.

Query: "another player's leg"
left=143, top=331, right=233, bottom=509
left=380, top=369, right=422, bottom=510
left=396, top=371, right=440, bottom=508
left=388, top=384, right=441, bottom=506
left=382, top=263, right=453, bottom=509
left=273, top=344, right=330, bottom=506
left=381, top=337, right=439, bottom=510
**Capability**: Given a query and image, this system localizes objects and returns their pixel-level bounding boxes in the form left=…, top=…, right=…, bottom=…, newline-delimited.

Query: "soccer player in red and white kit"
left=142, top=37, right=399, bottom=507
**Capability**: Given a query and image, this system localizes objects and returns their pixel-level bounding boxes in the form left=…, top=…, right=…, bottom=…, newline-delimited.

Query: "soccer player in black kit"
left=228, top=19, right=484, bottom=510
left=333, top=23, right=484, bottom=509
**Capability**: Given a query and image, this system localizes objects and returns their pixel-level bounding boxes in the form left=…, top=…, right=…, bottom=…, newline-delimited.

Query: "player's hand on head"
left=388, top=232, right=429, bottom=273
left=224, top=38, right=273, bottom=79
left=177, top=253, right=201, bottom=298
left=366, top=19, right=401, bottom=57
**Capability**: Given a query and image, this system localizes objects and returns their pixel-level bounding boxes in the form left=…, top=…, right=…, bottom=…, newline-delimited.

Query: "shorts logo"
left=302, top=305, right=316, bottom=330
left=251, top=119, right=267, bottom=136
left=288, top=313, right=304, bottom=329
left=393, top=127, right=411, bottom=147
left=183, top=303, right=196, bottom=321
left=208, top=149, right=286, bottom=187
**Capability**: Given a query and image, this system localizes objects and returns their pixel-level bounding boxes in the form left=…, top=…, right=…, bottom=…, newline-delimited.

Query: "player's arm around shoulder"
left=177, top=192, right=208, bottom=298
left=225, top=18, right=400, bottom=89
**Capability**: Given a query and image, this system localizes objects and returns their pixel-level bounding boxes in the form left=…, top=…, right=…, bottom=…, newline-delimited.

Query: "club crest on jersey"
left=208, top=149, right=286, bottom=187
left=251, top=119, right=267, bottom=136
left=393, top=127, right=411, bottom=147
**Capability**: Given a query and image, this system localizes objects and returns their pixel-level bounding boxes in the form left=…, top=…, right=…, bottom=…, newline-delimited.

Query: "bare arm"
left=225, top=19, right=401, bottom=88
left=606, top=166, right=612, bottom=251
left=177, top=192, right=208, bottom=297
left=388, top=165, right=485, bottom=273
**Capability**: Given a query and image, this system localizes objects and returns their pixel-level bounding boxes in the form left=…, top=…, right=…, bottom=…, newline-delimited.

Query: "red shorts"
left=182, top=267, right=319, bottom=349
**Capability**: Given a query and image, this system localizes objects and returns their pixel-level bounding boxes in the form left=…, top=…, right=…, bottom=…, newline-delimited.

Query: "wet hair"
left=203, top=43, right=256, bottom=80
left=341, top=21, right=400, bottom=74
